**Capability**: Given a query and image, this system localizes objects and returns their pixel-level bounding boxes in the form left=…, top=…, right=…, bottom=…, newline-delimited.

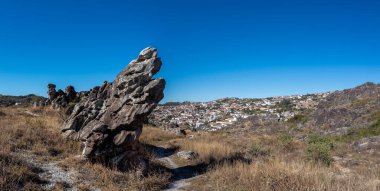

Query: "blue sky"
left=0, top=0, right=379, bottom=102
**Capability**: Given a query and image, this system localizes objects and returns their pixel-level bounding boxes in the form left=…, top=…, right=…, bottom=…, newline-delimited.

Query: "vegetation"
left=275, top=99, right=294, bottom=112
left=0, top=107, right=170, bottom=191
left=0, top=94, right=45, bottom=107
left=287, top=114, right=308, bottom=124
left=307, top=134, right=334, bottom=165
left=334, top=110, right=380, bottom=143
left=1, top=106, right=380, bottom=190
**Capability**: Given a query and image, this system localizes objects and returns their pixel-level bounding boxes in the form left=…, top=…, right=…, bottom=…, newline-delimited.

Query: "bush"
left=278, top=132, right=294, bottom=151
left=287, top=114, right=308, bottom=124
left=307, top=134, right=334, bottom=165
left=249, top=143, right=270, bottom=157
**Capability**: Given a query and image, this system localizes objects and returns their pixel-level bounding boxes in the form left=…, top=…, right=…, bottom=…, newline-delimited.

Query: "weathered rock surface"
left=60, top=47, right=165, bottom=171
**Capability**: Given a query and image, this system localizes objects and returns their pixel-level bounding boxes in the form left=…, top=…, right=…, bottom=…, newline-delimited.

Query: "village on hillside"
left=149, top=92, right=331, bottom=131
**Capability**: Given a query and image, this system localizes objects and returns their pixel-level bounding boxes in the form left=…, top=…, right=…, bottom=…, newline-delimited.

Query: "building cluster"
left=149, top=92, right=330, bottom=131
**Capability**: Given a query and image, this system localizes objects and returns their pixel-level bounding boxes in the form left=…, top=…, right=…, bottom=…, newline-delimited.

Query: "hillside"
left=149, top=82, right=380, bottom=135
left=0, top=94, right=46, bottom=107
left=311, top=82, right=380, bottom=134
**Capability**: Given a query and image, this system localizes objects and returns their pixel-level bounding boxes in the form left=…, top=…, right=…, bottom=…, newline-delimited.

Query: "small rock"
left=353, top=136, right=380, bottom=153
left=177, top=151, right=198, bottom=160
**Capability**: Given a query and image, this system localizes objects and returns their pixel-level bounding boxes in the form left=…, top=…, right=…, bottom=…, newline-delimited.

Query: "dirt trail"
left=25, top=110, right=41, bottom=117
left=17, top=152, right=79, bottom=191
left=155, top=146, right=198, bottom=191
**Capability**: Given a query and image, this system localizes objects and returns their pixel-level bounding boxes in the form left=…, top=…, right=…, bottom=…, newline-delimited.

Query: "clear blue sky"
left=0, top=0, right=379, bottom=102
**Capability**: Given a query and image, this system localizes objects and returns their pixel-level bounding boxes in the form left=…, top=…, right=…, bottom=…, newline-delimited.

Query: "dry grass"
left=140, top=125, right=180, bottom=144
left=0, top=107, right=171, bottom=190
left=0, top=107, right=80, bottom=157
left=0, top=152, right=44, bottom=190
left=58, top=160, right=171, bottom=191
left=200, top=158, right=380, bottom=191
left=2, top=106, right=380, bottom=191
left=174, top=133, right=236, bottom=163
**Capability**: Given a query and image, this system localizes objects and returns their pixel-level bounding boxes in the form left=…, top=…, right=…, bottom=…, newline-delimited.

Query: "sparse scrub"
left=334, top=111, right=380, bottom=143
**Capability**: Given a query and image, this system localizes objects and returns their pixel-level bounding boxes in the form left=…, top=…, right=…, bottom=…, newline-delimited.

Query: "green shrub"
left=307, top=134, right=334, bottom=165
left=278, top=133, right=293, bottom=147
left=249, top=143, right=270, bottom=157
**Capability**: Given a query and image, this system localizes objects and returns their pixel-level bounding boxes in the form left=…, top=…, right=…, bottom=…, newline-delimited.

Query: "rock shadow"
left=143, top=143, right=180, bottom=158
left=170, top=153, right=252, bottom=181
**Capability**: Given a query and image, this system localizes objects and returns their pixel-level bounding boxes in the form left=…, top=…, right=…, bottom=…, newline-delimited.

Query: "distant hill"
left=0, top=94, right=46, bottom=107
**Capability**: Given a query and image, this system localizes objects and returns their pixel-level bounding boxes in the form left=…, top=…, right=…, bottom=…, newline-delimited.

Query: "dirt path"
left=25, top=110, right=41, bottom=117
left=154, top=147, right=198, bottom=191
left=16, top=152, right=79, bottom=191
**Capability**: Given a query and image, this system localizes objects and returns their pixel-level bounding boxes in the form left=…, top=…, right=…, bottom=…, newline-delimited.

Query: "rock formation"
left=46, top=84, right=78, bottom=109
left=60, top=47, right=165, bottom=171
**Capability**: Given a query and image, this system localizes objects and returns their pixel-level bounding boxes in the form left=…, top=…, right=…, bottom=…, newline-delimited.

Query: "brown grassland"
left=1, top=106, right=380, bottom=190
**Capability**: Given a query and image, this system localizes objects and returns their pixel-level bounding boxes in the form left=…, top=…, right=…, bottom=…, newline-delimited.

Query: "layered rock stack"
left=60, top=47, right=165, bottom=171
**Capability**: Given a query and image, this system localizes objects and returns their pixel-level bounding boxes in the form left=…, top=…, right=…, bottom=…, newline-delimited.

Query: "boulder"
left=176, top=151, right=198, bottom=160
left=353, top=136, right=380, bottom=153
left=61, top=47, right=165, bottom=171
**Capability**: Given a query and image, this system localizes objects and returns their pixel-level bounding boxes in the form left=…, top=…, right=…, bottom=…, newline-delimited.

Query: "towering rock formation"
left=60, top=47, right=165, bottom=171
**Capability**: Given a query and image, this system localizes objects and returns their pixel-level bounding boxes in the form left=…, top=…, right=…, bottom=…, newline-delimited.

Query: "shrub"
left=307, top=134, right=334, bottom=165
left=278, top=132, right=295, bottom=151
left=249, top=143, right=270, bottom=157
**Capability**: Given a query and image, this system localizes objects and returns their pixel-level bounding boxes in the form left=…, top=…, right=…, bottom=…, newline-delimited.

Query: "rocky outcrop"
left=60, top=47, right=165, bottom=171
left=46, top=84, right=78, bottom=109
